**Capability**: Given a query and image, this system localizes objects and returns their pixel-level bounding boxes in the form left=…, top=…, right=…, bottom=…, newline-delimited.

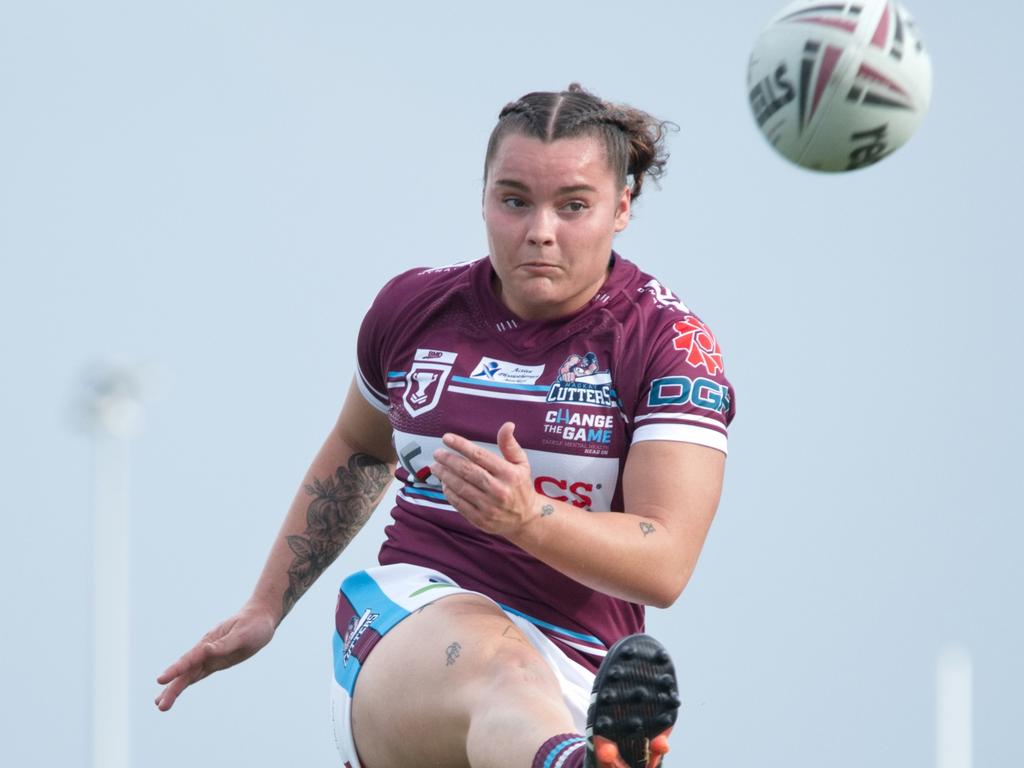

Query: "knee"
left=464, top=642, right=575, bottom=755
left=474, top=642, right=560, bottom=702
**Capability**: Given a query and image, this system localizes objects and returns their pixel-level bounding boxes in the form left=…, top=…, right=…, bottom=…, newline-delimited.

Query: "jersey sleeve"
left=631, top=312, right=735, bottom=454
left=354, top=274, right=405, bottom=414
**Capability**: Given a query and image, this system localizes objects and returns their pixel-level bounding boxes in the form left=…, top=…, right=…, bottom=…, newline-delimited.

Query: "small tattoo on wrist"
left=445, top=642, right=462, bottom=666
left=639, top=522, right=656, bottom=536
left=541, top=504, right=554, bottom=517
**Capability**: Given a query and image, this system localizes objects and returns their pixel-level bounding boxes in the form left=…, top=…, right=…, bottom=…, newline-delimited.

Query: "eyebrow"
left=493, top=179, right=599, bottom=195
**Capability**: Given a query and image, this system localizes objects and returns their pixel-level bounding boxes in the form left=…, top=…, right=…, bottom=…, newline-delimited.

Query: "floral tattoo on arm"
left=282, top=453, right=391, bottom=617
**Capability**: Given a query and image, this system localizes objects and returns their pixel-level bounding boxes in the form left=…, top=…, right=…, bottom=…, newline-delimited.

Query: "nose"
left=526, top=208, right=556, bottom=247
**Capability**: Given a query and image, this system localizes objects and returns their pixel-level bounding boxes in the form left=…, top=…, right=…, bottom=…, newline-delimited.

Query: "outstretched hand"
left=154, top=602, right=277, bottom=711
left=431, top=422, right=541, bottom=537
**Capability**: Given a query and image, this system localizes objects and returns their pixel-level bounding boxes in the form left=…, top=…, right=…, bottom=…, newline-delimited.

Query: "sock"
left=531, top=732, right=586, bottom=768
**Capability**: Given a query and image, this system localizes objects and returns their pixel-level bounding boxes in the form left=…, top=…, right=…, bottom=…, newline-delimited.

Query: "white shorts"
left=330, top=563, right=596, bottom=768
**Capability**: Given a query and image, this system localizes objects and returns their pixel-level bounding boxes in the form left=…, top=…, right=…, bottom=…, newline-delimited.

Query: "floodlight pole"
left=81, top=370, right=144, bottom=768
left=937, top=645, right=973, bottom=768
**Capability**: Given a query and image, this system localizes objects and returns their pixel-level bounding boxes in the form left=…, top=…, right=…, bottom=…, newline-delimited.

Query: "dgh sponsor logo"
left=648, top=376, right=731, bottom=415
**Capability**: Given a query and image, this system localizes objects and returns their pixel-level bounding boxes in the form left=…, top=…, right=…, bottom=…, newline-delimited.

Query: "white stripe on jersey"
left=448, top=385, right=549, bottom=403
left=358, top=367, right=388, bottom=400
left=632, top=423, right=728, bottom=454
left=449, top=384, right=620, bottom=412
left=356, top=370, right=390, bottom=413
left=397, top=490, right=458, bottom=512
left=635, top=411, right=725, bottom=429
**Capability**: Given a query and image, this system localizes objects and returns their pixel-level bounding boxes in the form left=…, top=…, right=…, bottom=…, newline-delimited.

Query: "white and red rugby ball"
left=748, top=0, right=932, bottom=171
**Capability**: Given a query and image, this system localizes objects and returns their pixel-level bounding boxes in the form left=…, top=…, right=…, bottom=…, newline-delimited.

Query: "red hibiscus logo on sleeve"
left=672, top=316, right=724, bottom=375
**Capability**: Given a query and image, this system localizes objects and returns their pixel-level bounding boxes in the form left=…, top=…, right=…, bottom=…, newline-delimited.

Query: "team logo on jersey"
left=403, top=348, right=457, bottom=417
left=639, top=279, right=689, bottom=313
left=341, top=608, right=379, bottom=667
left=671, top=317, right=724, bottom=376
left=545, top=353, right=616, bottom=408
left=470, top=357, right=545, bottom=385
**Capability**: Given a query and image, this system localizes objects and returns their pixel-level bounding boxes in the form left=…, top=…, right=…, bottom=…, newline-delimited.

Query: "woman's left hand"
left=431, top=422, right=540, bottom=537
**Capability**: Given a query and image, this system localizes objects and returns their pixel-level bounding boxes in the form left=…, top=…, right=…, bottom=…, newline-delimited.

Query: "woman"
left=156, top=84, right=735, bottom=768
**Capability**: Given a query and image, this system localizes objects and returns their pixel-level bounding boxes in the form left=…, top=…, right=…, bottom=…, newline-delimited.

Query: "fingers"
left=432, top=428, right=536, bottom=535
left=435, top=426, right=529, bottom=479
left=154, top=642, right=214, bottom=710
left=433, top=464, right=492, bottom=511
left=157, top=645, right=205, bottom=685
left=155, top=674, right=192, bottom=711
left=154, top=628, right=241, bottom=711
left=439, top=432, right=510, bottom=476
left=435, top=478, right=476, bottom=518
left=496, top=422, right=528, bottom=464
left=433, top=445, right=497, bottom=497
left=154, top=610, right=275, bottom=712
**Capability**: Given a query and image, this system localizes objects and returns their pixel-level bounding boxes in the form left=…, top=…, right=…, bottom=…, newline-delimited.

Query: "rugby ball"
left=748, top=0, right=932, bottom=171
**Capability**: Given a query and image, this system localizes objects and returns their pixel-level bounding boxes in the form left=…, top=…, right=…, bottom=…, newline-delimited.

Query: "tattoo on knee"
left=445, top=642, right=462, bottom=666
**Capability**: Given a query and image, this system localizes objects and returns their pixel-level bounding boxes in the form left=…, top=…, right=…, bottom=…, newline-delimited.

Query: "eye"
left=562, top=200, right=588, bottom=213
left=502, top=196, right=528, bottom=209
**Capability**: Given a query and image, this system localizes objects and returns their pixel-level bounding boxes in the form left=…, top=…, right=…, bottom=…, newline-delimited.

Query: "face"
left=482, top=133, right=631, bottom=321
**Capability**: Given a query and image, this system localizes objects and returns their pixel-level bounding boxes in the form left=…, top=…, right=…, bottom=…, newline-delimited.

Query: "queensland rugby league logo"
left=750, top=3, right=920, bottom=131
left=403, top=348, right=457, bottom=417
left=672, top=316, right=724, bottom=377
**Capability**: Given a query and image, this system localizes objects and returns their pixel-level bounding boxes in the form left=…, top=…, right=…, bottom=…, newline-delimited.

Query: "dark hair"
left=484, top=83, right=674, bottom=200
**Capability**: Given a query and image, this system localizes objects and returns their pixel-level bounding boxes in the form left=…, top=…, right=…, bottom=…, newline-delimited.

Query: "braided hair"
left=483, top=84, right=674, bottom=200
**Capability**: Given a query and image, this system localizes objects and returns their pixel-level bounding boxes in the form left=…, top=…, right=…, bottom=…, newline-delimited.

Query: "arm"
left=253, top=380, right=396, bottom=622
left=155, top=378, right=396, bottom=710
left=432, top=424, right=723, bottom=608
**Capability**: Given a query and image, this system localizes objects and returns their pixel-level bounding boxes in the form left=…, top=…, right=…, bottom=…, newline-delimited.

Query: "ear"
left=613, top=185, right=632, bottom=232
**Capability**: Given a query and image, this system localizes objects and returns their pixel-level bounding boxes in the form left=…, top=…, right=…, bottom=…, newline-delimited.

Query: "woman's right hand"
left=154, top=601, right=277, bottom=711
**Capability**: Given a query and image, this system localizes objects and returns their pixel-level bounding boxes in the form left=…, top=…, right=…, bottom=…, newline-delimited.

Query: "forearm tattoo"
left=639, top=521, right=656, bottom=537
left=281, top=453, right=391, bottom=617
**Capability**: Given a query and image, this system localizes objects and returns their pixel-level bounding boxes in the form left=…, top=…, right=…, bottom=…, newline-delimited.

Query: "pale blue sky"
left=2, top=1, right=1021, bottom=766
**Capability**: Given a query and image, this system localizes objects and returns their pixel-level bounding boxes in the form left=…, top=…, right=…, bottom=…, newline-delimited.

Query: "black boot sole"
left=585, top=634, right=680, bottom=768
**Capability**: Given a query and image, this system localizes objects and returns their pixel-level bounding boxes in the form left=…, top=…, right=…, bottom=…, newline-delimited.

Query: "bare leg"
left=351, top=594, right=576, bottom=768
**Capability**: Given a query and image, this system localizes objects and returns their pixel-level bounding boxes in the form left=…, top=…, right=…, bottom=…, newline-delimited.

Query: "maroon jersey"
left=356, top=254, right=735, bottom=671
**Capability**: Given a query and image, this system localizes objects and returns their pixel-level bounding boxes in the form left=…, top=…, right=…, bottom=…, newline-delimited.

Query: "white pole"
left=937, top=644, right=973, bottom=768
left=80, top=369, right=144, bottom=768
left=93, top=431, right=132, bottom=768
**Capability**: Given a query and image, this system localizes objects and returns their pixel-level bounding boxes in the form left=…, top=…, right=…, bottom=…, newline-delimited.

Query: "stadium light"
left=78, top=367, right=145, bottom=768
